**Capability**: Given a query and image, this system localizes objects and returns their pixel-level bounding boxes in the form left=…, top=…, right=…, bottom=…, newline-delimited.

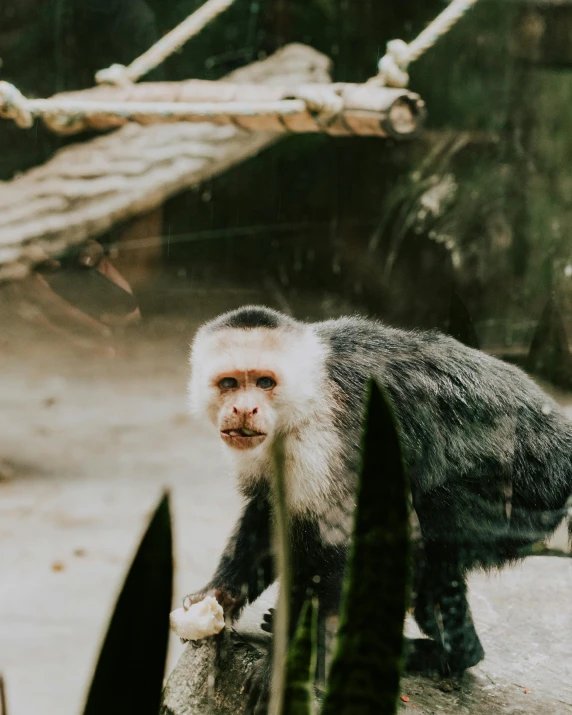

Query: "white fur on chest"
left=228, top=416, right=343, bottom=516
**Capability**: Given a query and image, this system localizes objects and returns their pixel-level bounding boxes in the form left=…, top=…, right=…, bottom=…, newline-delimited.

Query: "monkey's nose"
left=232, top=406, right=258, bottom=416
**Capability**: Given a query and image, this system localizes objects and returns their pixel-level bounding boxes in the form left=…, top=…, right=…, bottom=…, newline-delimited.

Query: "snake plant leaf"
left=320, top=381, right=410, bottom=715
left=0, top=673, right=7, bottom=715
left=82, top=492, right=173, bottom=715
left=282, top=597, right=319, bottom=715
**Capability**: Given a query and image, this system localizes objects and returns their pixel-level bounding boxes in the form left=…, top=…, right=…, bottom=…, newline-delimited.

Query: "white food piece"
left=169, top=596, right=225, bottom=640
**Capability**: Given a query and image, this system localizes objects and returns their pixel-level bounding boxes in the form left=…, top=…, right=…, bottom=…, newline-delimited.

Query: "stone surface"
left=160, top=558, right=572, bottom=715
left=0, top=318, right=243, bottom=715
left=400, top=557, right=572, bottom=714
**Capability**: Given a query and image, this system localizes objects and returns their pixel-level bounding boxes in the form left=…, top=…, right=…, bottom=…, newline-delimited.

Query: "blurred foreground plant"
left=82, top=493, right=173, bottom=715
left=272, top=381, right=411, bottom=715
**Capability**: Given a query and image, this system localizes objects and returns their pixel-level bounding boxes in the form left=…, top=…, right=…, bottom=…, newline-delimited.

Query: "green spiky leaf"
left=0, top=673, right=7, bottom=715
left=282, top=597, right=319, bottom=715
left=321, top=381, right=410, bottom=715
left=82, top=493, right=173, bottom=715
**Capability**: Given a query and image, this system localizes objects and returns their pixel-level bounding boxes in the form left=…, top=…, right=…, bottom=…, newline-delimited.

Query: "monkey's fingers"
left=182, top=591, right=209, bottom=610
left=182, top=591, right=205, bottom=610
left=183, top=587, right=245, bottom=617
left=260, top=608, right=274, bottom=633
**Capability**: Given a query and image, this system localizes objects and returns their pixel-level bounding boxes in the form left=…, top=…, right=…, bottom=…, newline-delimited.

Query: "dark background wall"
left=1, top=0, right=571, bottom=342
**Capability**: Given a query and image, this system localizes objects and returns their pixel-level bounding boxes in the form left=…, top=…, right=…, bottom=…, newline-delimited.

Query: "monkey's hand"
left=245, top=653, right=272, bottom=715
left=260, top=608, right=274, bottom=633
left=183, top=586, right=245, bottom=622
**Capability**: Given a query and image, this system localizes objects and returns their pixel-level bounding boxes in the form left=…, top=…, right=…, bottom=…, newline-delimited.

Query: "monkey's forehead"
left=190, top=326, right=327, bottom=379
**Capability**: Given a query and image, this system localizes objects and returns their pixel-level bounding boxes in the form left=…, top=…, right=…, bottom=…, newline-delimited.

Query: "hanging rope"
left=373, top=0, right=480, bottom=88
left=95, top=0, right=237, bottom=86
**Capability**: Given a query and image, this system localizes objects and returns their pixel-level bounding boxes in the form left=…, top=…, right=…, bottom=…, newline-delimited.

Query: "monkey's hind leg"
left=408, top=546, right=484, bottom=676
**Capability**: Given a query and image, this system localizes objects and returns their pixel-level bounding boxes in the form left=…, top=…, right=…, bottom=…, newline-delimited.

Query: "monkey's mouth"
left=221, top=427, right=267, bottom=449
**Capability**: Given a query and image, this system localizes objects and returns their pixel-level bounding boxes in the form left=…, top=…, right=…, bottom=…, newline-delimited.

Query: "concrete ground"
left=0, top=317, right=239, bottom=715
left=400, top=557, right=572, bottom=714
left=0, top=313, right=570, bottom=715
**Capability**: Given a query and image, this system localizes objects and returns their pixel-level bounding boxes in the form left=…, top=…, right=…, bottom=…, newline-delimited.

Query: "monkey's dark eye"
left=256, top=377, right=276, bottom=390
left=219, top=377, right=238, bottom=389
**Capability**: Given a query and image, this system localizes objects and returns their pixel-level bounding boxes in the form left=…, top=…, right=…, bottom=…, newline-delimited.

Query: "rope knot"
left=371, top=0, right=479, bottom=87
left=95, top=64, right=133, bottom=87
left=297, top=86, right=344, bottom=123
left=0, top=81, right=33, bottom=128
left=377, top=39, right=411, bottom=88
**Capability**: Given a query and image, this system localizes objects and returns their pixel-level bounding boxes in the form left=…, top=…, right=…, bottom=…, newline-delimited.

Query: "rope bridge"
left=0, top=0, right=478, bottom=139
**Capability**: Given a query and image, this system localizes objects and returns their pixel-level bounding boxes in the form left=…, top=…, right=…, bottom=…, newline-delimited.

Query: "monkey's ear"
left=447, top=289, right=480, bottom=349
left=322, top=380, right=409, bottom=713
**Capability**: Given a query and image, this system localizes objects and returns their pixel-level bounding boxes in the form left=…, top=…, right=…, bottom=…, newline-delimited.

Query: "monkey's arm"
left=246, top=519, right=347, bottom=713
left=184, top=492, right=274, bottom=621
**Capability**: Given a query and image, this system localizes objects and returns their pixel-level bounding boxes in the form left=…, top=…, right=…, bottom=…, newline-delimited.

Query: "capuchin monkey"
left=183, top=305, right=572, bottom=712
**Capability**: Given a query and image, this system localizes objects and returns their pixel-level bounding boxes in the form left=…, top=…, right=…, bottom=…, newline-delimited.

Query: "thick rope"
left=0, top=81, right=307, bottom=129
left=0, top=81, right=33, bottom=128
left=0, top=79, right=425, bottom=139
left=374, top=0, right=480, bottom=88
left=0, top=81, right=355, bottom=132
left=95, top=0, right=237, bottom=86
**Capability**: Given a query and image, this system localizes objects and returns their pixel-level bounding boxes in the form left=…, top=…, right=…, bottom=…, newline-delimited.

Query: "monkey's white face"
left=188, top=314, right=345, bottom=513
left=188, top=324, right=327, bottom=454
left=212, top=369, right=278, bottom=450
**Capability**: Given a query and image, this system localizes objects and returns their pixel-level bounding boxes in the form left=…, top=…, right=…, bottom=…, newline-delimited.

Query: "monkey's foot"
left=244, top=654, right=271, bottom=715
left=405, top=638, right=443, bottom=674
left=405, top=637, right=485, bottom=676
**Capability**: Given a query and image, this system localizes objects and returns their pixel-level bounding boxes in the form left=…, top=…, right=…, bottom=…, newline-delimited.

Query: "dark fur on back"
left=185, top=308, right=572, bottom=701
left=316, top=316, right=572, bottom=568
